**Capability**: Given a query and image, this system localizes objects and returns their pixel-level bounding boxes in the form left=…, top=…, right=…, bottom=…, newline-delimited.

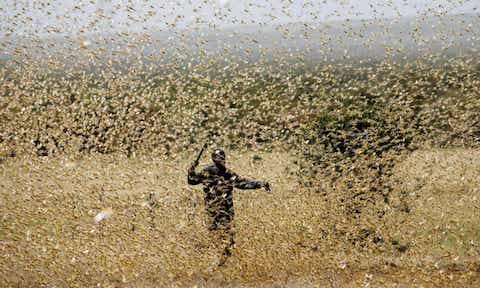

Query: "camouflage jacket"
left=187, top=164, right=263, bottom=207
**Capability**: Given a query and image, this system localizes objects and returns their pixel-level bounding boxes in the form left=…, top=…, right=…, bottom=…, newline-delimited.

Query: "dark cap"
left=211, top=149, right=226, bottom=160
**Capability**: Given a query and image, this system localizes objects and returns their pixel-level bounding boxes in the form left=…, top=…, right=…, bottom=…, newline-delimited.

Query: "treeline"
left=0, top=57, right=479, bottom=161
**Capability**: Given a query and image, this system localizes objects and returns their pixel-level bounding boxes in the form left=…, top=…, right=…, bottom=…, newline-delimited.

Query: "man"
left=187, top=148, right=271, bottom=265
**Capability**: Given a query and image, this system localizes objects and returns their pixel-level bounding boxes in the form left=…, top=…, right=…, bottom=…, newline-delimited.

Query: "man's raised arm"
left=187, top=165, right=203, bottom=185
left=188, top=143, right=208, bottom=185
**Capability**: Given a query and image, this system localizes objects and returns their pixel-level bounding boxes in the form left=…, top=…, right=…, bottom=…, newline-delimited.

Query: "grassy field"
left=1, top=148, right=479, bottom=287
left=2, top=3, right=480, bottom=287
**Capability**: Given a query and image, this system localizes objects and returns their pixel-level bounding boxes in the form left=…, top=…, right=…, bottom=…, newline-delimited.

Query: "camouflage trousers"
left=205, top=199, right=235, bottom=259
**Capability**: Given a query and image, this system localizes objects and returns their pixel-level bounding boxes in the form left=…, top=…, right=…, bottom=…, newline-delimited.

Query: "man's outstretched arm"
left=231, top=171, right=271, bottom=191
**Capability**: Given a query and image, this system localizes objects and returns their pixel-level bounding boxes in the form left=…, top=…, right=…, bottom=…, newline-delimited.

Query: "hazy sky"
left=1, top=0, right=478, bottom=37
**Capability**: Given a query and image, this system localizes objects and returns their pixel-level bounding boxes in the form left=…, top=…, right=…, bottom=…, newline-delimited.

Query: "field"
left=1, top=58, right=480, bottom=287
left=1, top=148, right=479, bottom=287
left=1, top=3, right=480, bottom=286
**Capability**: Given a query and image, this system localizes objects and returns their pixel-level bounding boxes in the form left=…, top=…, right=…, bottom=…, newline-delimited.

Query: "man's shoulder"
left=201, top=164, right=217, bottom=174
left=201, top=164, right=236, bottom=176
left=225, top=167, right=237, bottom=175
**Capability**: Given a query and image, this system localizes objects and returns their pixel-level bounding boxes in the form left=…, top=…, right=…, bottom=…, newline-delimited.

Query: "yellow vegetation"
left=1, top=149, right=479, bottom=287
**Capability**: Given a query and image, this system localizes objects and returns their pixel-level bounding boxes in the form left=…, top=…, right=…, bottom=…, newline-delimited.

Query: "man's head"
left=211, top=149, right=226, bottom=167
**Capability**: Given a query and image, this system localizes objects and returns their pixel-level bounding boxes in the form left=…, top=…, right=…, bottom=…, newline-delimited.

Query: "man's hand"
left=263, top=181, right=271, bottom=192
left=188, top=160, right=198, bottom=173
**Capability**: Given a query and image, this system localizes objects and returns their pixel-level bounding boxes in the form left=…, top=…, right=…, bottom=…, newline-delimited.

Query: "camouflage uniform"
left=187, top=149, right=268, bottom=260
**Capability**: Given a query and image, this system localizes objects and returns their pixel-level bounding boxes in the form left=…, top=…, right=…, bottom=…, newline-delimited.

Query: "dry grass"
left=393, top=148, right=480, bottom=257
left=1, top=148, right=479, bottom=287
left=1, top=2, right=479, bottom=287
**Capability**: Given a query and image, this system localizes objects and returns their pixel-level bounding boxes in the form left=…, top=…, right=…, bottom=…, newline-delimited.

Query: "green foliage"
left=302, top=91, right=416, bottom=171
left=300, top=58, right=480, bottom=180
